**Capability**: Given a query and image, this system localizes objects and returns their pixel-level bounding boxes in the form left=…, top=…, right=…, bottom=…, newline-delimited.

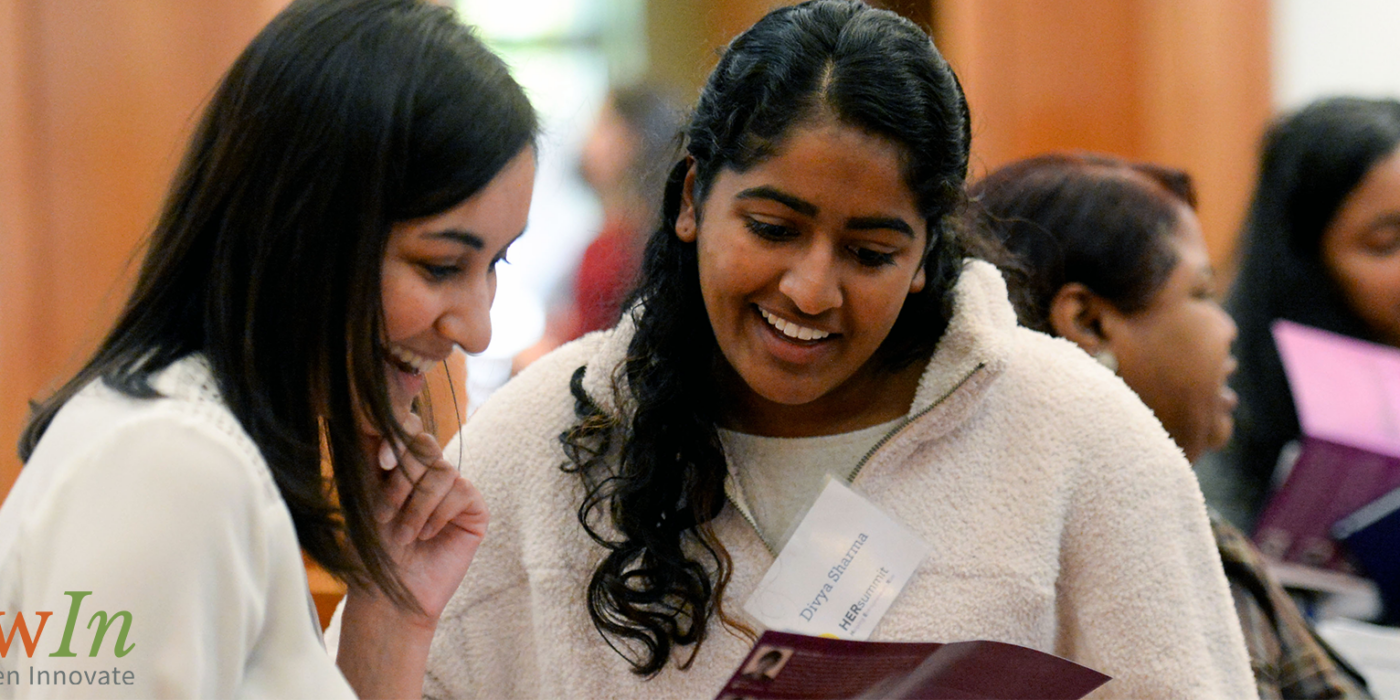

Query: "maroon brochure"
left=712, top=631, right=1110, bottom=700
left=1253, top=321, right=1400, bottom=570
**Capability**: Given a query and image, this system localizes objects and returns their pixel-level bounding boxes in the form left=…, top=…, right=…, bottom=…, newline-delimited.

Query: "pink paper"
left=1272, top=320, right=1400, bottom=459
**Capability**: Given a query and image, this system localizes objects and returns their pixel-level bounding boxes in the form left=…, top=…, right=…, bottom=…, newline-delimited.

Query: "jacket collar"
left=582, top=259, right=1016, bottom=424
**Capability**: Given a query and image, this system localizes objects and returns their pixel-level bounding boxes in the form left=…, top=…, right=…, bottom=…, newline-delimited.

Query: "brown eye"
left=1361, top=223, right=1400, bottom=256
left=744, top=218, right=796, bottom=241
left=419, top=263, right=462, bottom=282
left=850, top=246, right=896, bottom=268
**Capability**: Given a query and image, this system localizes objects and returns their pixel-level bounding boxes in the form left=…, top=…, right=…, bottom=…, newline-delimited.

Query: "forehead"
left=715, top=122, right=918, bottom=214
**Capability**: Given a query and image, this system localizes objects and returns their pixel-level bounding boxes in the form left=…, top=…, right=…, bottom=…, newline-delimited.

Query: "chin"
left=744, top=372, right=834, bottom=406
left=1206, top=420, right=1235, bottom=455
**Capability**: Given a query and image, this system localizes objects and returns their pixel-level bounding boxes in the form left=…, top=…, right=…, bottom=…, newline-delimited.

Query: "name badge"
left=743, top=477, right=931, bottom=640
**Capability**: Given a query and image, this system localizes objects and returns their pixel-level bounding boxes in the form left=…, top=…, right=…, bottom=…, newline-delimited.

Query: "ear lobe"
left=674, top=163, right=699, bottom=243
left=909, top=265, right=926, bottom=294
left=1048, top=282, right=1110, bottom=353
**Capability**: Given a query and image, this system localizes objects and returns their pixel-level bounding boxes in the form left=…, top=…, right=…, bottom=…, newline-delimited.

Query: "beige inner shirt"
left=719, top=418, right=902, bottom=552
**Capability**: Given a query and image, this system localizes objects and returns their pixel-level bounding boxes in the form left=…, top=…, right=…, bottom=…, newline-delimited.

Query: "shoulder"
left=2, top=372, right=288, bottom=607
left=18, top=358, right=281, bottom=528
left=38, top=392, right=277, bottom=523
left=1003, top=325, right=1178, bottom=453
left=457, top=328, right=616, bottom=500
left=915, top=261, right=1176, bottom=463
left=465, top=329, right=612, bottom=444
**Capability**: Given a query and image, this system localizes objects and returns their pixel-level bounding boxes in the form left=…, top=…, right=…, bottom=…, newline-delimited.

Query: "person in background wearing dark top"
left=1199, top=97, right=1400, bottom=533
left=974, top=151, right=1372, bottom=699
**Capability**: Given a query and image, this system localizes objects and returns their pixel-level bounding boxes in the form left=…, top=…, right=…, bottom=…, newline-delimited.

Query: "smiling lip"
left=384, top=344, right=439, bottom=405
left=753, top=305, right=840, bottom=365
left=758, top=307, right=834, bottom=341
left=1219, top=357, right=1239, bottom=411
left=1220, top=385, right=1239, bottom=411
left=386, top=343, right=442, bottom=375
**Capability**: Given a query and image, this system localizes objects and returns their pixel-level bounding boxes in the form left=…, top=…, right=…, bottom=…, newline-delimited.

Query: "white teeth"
left=759, top=308, right=830, bottom=341
left=387, top=344, right=435, bottom=374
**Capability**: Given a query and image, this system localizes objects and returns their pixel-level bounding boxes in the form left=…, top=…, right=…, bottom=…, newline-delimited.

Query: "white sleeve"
left=15, top=416, right=272, bottom=698
left=1055, top=442, right=1259, bottom=700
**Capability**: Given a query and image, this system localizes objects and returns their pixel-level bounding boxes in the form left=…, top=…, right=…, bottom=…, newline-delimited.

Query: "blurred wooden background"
left=0, top=0, right=1269, bottom=525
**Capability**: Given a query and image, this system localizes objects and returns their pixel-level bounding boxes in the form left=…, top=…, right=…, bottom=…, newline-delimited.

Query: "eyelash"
left=1364, top=227, right=1400, bottom=255
left=744, top=219, right=795, bottom=241
left=851, top=248, right=896, bottom=268
left=419, top=248, right=511, bottom=283
left=744, top=218, right=897, bottom=268
left=421, top=263, right=461, bottom=282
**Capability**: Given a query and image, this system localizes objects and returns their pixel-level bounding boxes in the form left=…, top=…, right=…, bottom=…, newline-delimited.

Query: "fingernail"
left=378, top=441, right=396, bottom=471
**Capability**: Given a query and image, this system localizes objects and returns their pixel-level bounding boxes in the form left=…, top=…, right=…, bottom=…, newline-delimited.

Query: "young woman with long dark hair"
left=1, top=0, right=536, bottom=696
left=344, top=2, right=1253, bottom=696
left=1202, top=97, right=1400, bottom=532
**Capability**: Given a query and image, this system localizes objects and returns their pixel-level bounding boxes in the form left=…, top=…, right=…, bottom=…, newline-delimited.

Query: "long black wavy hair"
left=560, top=0, right=974, bottom=676
left=1223, top=96, right=1400, bottom=526
left=19, top=0, right=536, bottom=610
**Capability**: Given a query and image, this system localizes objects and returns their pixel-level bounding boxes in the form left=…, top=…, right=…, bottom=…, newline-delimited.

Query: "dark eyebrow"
left=736, top=186, right=818, bottom=217
left=737, top=186, right=914, bottom=238
left=426, top=229, right=485, bottom=250
left=848, top=216, right=915, bottom=238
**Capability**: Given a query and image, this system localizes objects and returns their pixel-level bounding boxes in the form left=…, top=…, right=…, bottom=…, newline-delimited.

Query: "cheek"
left=697, top=235, right=761, bottom=312
left=1341, top=258, right=1400, bottom=318
left=380, top=267, right=436, bottom=341
left=859, top=281, right=912, bottom=334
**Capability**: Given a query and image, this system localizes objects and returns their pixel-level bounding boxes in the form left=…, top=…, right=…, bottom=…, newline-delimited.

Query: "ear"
left=675, top=160, right=699, bottom=243
left=909, top=264, right=926, bottom=294
left=1048, top=282, right=1112, bottom=353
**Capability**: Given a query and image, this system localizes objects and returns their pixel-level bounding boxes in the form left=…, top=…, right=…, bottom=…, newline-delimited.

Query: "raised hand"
left=368, top=412, right=488, bottom=621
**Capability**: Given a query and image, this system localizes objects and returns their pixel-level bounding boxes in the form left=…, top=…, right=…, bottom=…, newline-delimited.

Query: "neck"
left=717, top=358, right=924, bottom=438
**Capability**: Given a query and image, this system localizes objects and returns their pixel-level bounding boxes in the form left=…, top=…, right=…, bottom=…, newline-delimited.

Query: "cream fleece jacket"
left=329, top=260, right=1257, bottom=699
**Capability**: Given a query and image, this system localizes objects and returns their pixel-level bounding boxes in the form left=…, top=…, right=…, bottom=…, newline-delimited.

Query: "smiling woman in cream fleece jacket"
left=331, top=1, right=1255, bottom=695
left=328, top=260, right=1256, bottom=699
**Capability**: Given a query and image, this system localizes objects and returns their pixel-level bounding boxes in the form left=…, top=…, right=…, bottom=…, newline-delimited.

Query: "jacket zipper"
left=726, top=362, right=987, bottom=556
left=847, top=362, right=986, bottom=483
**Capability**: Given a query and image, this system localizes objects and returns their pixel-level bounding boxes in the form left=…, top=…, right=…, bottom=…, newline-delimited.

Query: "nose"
left=778, top=244, right=842, bottom=316
left=436, top=274, right=495, bottom=354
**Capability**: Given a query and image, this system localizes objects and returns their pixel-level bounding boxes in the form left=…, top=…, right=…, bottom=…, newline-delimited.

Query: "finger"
left=374, top=461, right=416, bottom=524
left=393, top=461, right=458, bottom=544
left=402, top=411, right=424, bottom=436
left=371, top=435, right=426, bottom=524
left=405, top=431, right=443, bottom=466
left=418, top=476, right=488, bottom=541
left=386, top=433, right=436, bottom=490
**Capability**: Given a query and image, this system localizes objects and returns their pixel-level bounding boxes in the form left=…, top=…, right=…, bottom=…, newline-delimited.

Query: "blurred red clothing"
left=569, top=218, right=641, bottom=339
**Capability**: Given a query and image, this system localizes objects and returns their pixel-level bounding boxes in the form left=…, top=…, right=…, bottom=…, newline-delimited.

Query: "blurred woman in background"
left=975, top=151, right=1371, bottom=699
left=569, top=85, right=682, bottom=338
left=515, top=86, right=682, bottom=371
left=1207, top=97, right=1400, bottom=531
